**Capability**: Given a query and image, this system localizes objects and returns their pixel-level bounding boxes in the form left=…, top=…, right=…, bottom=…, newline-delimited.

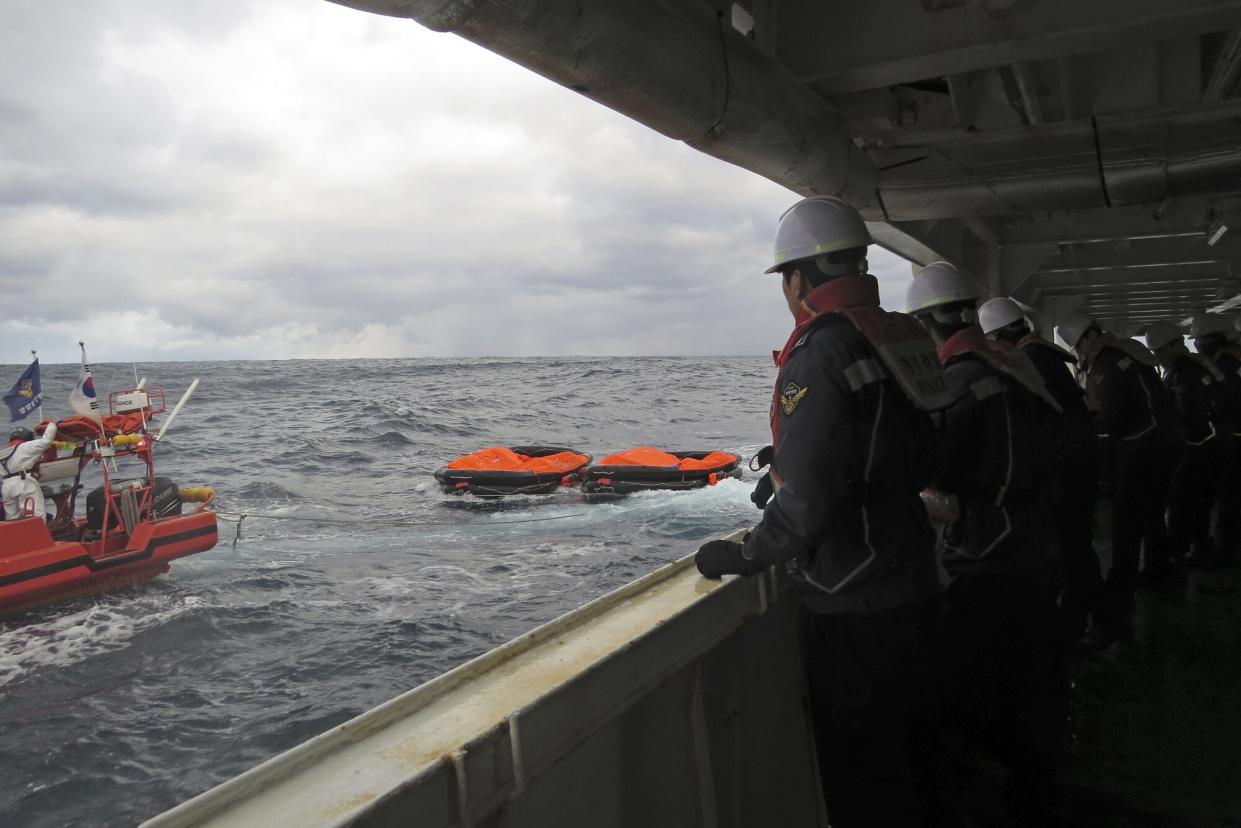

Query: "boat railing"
left=142, top=530, right=826, bottom=828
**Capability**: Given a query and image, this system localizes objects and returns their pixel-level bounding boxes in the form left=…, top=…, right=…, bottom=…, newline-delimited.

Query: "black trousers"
left=940, top=569, right=1067, bottom=823
left=1168, top=440, right=1221, bottom=565
left=1054, top=454, right=1103, bottom=642
left=1214, top=435, right=1241, bottom=563
left=1104, top=440, right=1177, bottom=630
left=802, top=601, right=937, bottom=828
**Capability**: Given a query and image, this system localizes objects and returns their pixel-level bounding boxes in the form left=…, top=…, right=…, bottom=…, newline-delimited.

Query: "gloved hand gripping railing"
left=749, top=445, right=774, bottom=509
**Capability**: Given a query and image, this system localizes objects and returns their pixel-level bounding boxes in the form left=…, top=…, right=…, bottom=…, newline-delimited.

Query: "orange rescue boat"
left=0, top=385, right=218, bottom=616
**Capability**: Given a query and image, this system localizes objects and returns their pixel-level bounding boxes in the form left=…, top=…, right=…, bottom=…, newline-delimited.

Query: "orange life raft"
left=435, top=446, right=592, bottom=496
left=580, top=447, right=741, bottom=495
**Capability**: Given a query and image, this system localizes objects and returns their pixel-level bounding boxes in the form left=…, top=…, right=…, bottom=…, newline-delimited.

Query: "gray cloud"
left=0, top=0, right=913, bottom=363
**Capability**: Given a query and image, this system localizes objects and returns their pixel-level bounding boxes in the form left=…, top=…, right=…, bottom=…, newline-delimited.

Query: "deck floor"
left=941, top=500, right=1241, bottom=828
left=1059, top=562, right=1241, bottom=827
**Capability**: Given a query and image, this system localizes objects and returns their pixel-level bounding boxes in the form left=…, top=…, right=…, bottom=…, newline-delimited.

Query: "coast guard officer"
left=979, top=297, right=1103, bottom=647
left=1056, top=311, right=1178, bottom=639
left=907, top=267, right=1064, bottom=823
left=1189, top=314, right=1241, bottom=566
left=1145, top=320, right=1221, bottom=575
left=695, top=196, right=948, bottom=826
left=1, top=421, right=58, bottom=521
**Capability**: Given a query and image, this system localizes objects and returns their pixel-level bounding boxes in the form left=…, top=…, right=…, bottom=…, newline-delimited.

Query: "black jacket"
left=1209, top=350, right=1241, bottom=436
left=1165, top=354, right=1218, bottom=446
left=1085, top=342, right=1177, bottom=446
left=741, top=314, right=940, bottom=614
left=934, top=348, right=1054, bottom=576
left=1021, top=337, right=1097, bottom=466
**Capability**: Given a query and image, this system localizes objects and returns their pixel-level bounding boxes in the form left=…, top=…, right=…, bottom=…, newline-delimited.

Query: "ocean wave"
left=0, top=595, right=208, bottom=688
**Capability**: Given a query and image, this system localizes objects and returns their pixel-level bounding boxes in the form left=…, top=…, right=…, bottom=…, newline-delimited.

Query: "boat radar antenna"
left=154, top=378, right=200, bottom=444
left=131, top=363, right=149, bottom=432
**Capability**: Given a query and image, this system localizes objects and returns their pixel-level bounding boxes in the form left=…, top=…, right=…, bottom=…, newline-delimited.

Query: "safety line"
left=214, top=509, right=594, bottom=548
left=213, top=510, right=590, bottom=527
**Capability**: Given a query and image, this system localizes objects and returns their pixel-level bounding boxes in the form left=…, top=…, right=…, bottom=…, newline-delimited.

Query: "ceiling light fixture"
left=1207, top=222, right=1229, bottom=247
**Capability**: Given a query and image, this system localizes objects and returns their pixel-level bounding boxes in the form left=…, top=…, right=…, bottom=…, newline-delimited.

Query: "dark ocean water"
left=0, top=356, right=773, bottom=827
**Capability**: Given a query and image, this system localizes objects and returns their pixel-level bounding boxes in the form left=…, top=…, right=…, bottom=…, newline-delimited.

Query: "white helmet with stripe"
left=1190, top=314, right=1235, bottom=339
left=1144, top=320, right=1184, bottom=352
left=978, top=297, right=1026, bottom=335
left=766, top=196, right=871, bottom=275
left=905, top=261, right=979, bottom=314
left=1055, top=309, right=1095, bottom=351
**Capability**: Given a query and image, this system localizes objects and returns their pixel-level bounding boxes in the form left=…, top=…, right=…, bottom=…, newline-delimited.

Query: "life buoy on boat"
left=434, top=446, right=592, bottom=497
left=580, top=447, right=741, bottom=495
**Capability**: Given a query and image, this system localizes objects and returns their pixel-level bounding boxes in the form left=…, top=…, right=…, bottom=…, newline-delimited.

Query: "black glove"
left=750, top=471, right=774, bottom=510
left=695, top=539, right=746, bottom=579
left=750, top=445, right=774, bottom=471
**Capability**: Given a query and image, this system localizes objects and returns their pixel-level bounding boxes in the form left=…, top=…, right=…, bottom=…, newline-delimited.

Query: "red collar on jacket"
left=773, top=274, right=880, bottom=367
left=937, top=324, right=991, bottom=364
left=1017, top=331, right=1044, bottom=349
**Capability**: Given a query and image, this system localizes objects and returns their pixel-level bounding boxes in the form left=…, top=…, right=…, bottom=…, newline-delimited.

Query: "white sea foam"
left=0, top=596, right=207, bottom=688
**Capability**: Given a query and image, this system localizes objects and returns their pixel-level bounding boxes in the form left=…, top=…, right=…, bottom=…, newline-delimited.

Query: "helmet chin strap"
left=813, top=255, right=867, bottom=278
left=929, top=304, right=977, bottom=328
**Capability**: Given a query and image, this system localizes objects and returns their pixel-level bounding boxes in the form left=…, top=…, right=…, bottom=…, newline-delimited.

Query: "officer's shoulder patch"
left=780, top=381, right=808, bottom=415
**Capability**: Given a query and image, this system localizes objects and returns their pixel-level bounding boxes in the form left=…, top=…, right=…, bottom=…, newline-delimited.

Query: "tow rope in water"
left=212, top=510, right=591, bottom=547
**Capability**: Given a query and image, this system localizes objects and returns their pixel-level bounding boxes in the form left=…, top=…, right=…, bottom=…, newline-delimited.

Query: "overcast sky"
left=1, top=0, right=913, bottom=363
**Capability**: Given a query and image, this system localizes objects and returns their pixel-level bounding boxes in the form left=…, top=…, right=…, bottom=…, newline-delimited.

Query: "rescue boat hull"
left=0, top=511, right=218, bottom=616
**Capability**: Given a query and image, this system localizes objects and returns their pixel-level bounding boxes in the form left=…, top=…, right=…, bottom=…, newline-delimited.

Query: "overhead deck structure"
left=335, top=0, right=1241, bottom=334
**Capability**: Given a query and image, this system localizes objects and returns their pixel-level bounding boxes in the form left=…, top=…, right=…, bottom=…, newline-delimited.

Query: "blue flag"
left=4, top=358, right=42, bottom=422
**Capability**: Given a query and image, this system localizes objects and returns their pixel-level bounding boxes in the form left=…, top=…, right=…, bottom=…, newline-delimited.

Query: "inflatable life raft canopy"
left=435, top=446, right=592, bottom=497
left=581, top=447, right=741, bottom=495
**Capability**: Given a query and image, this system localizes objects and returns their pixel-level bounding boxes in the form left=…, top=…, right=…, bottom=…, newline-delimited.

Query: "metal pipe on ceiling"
left=1037, top=260, right=1223, bottom=273
left=877, top=101, right=1241, bottom=220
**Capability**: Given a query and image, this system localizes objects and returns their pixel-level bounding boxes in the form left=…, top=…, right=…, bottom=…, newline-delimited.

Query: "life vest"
left=834, top=306, right=953, bottom=412
left=1081, top=333, right=1160, bottom=371
left=940, top=326, right=1063, bottom=413
left=1017, top=331, right=1075, bottom=363
left=1081, top=335, right=1173, bottom=442
left=772, top=274, right=951, bottom=418
left=1, top=441, right=20, bottom=479
left=1191, top=353, right=1227, bottom=383
left=985, top=338, right=1064, bottom=414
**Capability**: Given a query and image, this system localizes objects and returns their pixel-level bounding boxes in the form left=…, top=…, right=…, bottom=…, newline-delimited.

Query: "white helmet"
left=905, top=261, right=979, bottom=314
left=1056, top=309, right=1095, bottom=350
left=1190, top=314, right=1234, bottom=339
left=978, top=297, right=1026, bottom=335
left=1144, top=320, right=1183, bottom=352
left=766, top=196, right=871, bottom=274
